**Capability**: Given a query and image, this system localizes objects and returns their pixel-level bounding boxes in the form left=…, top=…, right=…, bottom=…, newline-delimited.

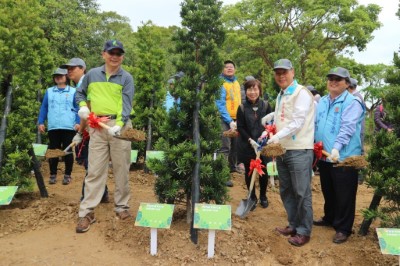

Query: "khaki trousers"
left=79, top=119, right=132, bottom=217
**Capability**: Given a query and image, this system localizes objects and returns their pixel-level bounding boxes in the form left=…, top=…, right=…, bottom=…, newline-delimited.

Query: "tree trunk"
left=358, top=193, right=382, bottom=236
left=28, top=146, right=48, bottom=198
left=144, top=88, right=154, bottom=173
left=0, top=75, right=13, bottom=170
left=190, top=80, right=204, bottom=244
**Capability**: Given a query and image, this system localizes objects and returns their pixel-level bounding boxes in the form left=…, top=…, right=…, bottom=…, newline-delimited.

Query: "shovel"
left=322, top=150, right=368, bottom=169
left=235, top=150, right=261, bottom=219
left=45, top=142, right=76, bottom=159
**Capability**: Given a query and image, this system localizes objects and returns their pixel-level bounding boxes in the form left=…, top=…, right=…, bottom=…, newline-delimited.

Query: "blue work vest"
left=47, top=86, right=77, bottom=130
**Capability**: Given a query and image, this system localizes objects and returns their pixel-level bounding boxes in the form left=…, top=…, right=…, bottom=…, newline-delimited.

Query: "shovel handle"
left=322, top=150, right=338, bottom=162
left=247, top=151, right=261, bottom=197
left=98, top=121, right=111, bottom=130
left=63, top=141, right=77, bottom=152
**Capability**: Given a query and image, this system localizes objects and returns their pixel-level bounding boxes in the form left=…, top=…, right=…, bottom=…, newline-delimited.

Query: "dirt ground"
left=0, top=160, right=397, bottom=265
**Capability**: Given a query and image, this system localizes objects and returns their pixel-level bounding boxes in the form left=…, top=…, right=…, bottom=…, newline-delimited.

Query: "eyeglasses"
left=107, top=51, right=124, bottom=57
left=327, top=76, right=344, bottom=82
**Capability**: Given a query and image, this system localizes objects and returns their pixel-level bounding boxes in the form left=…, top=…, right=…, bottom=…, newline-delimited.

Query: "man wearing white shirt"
left=266, top=59, right=315, bottom=247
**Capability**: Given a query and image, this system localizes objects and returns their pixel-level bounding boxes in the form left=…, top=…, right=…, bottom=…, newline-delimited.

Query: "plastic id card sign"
left=193, top=204, right=231, bottom=230
left=135, top=203, right=174, bottom=229
left=0, top=186, right=18, bottom=205
left=376, top=228, right=400, bottom=255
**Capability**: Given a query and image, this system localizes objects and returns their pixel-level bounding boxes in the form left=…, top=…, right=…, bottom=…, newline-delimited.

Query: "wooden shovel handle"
left=248, top=151, right=261, bottom=194
left=63, top=141, right=77, bottom=152
left=98, top=121, right=111, bottom=130
left=322, top=150, right=338, bottom=162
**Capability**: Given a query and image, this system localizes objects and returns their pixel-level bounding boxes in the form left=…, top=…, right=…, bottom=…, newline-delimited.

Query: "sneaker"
left=62, top=175, right=71, bottom=185
left=49, top=175, right=57, bottom=185
left=76, top=212, right=96, bottom=233
left=236, top=163, right=245, bottom=174
left=260, top=197, right=269, bottom=208
left=116, top=210, right=132, bottom=220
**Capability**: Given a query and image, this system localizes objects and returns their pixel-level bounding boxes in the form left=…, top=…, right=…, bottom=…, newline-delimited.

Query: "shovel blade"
left=235, top=198, right=257, bottom=219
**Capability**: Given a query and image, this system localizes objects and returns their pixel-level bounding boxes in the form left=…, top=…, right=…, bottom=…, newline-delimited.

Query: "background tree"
left=131, top=22, right=167, bottom=158
left=221, top=0, right=381, bottom=93
left=149, top=0, right=229, bottom=209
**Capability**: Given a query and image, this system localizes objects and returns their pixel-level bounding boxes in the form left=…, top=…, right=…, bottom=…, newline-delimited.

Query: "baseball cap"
left=306, top=85, right=318, bottom=95
left=103, top=39, right=125, bottom=53
left=174, top=71, right=185, bottom=79
left=349, top=78, right=358, bottom=87
left=224, top=60, right=235, bottom=68
left=326, top=67, right=350, bottom=79
left=273, top=59, right=293, bottom=70
left=245, top=75, right=255, bottom=81
left=167, top=78, right=175, bottom=84
left=52, top=68, right=67, bottom=75
left=60, top=58, right=86, bottom=69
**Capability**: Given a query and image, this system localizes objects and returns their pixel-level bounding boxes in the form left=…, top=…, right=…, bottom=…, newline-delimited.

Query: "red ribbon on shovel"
left=249, top=158, right=265, bottom=176
left=88, top=112, right=110, bottom=129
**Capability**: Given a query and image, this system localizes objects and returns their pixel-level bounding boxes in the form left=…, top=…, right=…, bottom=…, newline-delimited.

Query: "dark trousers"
left=48, top=129, right=75, bottom=176
left=318, top=161, right=358, bottom=236
left=220, top=119, right=237, bottom=171
left=243, top=156, right=268, bottom=200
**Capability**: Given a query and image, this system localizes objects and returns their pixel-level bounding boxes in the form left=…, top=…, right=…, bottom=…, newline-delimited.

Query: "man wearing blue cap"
left=74, top=40, right=135, bottom=233
left=265, top=59, right=315, bottom=247
left=314, top=67, right=365, bottom=244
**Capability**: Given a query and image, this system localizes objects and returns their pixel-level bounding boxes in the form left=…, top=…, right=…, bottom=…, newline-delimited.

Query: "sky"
left=97, top=0, right=400, bottom=66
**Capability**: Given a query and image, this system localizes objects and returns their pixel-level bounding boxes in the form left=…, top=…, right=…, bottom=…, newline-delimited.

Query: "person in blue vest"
left=38, top=68, right=80, bottom=185
left=314, top=67, right=365, bottom=244
left=164, top=71, right=184, bottom=112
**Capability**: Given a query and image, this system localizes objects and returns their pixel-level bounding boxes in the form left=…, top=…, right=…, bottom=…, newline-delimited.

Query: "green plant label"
left=131, top=150, right=138, bottom=163
left=376, top=228, right=400, bottom=255
left=146, top=151, right=165, bottom=161
left=267, top=161, right=278, bottom=176
left=193, top=204, right=231, bottom=230
left=32, top=143, right=48, bottom=157
left=135, top=203, right=174, bottom=228
left=0, top=186, right=18, bottom=205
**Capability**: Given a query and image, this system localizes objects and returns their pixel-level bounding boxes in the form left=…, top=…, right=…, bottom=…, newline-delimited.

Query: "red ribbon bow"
left=265, top=124, right=277, bottom=135
left=313, top=141, right=323, bottom=159
left=249, top=158, right=265, bottom=176
left=88, top=112, right=109, bottom=129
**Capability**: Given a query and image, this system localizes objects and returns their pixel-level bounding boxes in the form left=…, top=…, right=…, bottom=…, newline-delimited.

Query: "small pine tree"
left=148, top=0, right=230, bottom=206
left=131, top=22, right=167, bottom=155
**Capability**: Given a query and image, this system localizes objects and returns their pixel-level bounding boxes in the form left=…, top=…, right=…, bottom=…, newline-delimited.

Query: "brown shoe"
left=288, top=234, right=310, bottom=247
left=76, top=212, right=96, bottom=233
left=333, top=232, right=348, bottom=244
left=275, top=226, right=297, bottom=237
left=116, top=210, right=132, bottom=220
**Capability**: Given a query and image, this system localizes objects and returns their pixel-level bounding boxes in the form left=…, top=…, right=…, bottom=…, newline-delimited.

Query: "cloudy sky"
left=98, top=0, right=400, bottom=65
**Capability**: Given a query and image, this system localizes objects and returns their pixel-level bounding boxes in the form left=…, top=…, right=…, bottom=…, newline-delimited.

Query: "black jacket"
left=236, top=98, right=272, bottom=163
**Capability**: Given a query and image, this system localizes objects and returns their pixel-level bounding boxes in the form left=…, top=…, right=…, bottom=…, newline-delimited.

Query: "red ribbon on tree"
left=248, top=158, right=265, bottom=176
left=87, top=112, right=109, bottom=129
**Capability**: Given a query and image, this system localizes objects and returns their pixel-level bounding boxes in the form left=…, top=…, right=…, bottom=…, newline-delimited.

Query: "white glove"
left=72, top=132, right=83, bottom=144
left=229, top=121, right=237, bottom=130
left=108, top=125, right=121, bottom=136
left=328, top=148, right=340, bottom=162
left=261, top=112, right=275, bottom=125
left=267, top=135, right=279, bottom=144
left=249, top=139, right=260, bottom=150
left=78, top=106, right=90, bottom=120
